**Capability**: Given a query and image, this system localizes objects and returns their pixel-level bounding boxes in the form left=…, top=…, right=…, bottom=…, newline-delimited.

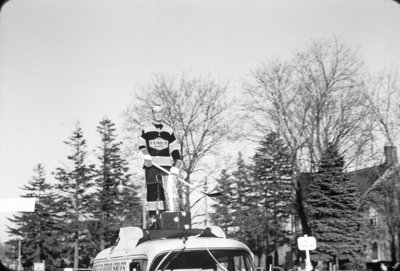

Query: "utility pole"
left=18, top=240, right=22, bottom=271
left=204, top=177, right=208, bottom=227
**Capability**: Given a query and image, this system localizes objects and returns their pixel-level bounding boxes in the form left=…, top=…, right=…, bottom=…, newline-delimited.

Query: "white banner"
left=0, top=198, right=36, bottom=212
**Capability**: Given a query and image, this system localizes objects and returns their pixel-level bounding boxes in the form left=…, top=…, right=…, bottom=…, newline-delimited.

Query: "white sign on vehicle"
left=297, top=235, right=316, bottom=251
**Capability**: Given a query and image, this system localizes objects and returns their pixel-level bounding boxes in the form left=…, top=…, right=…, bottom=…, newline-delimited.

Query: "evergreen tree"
left=307, top=143, right=366, bottom=265
left=233, top=154, right=266, bottom=264
left=211, top=154, right=266, bottom=263
left=211, top=154, right=252, bottom=236
left=251, top=132, right=293, bottom=264
left=53, top=123, right=95, bottom=269
left=230, top=154, right=252, bottom=236
left=6, top=164, right=61, bottom=271
left=211, top=169, right=235, bottom=234
left=212, top=141, right=293, bottom=266
left=0, top=241, right=15, bottom=267
left=92, top=118, right=142, bottom=252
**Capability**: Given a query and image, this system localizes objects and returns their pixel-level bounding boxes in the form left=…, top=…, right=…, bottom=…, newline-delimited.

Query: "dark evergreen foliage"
left=233, top=154, right=266, bottom=263
left=6, top=164, right=61, bottom=271
left=211, top=154, right=255, bottom=240
left=92, top=118, right=142, bottom=251
left=251, top=132, right=293, bottom=263
left=211, top=169, right=235, bottom=234
left=307, top=143, right=366, bottom=264
left=52, top=123, right=95, bottom=269
left=4, top=120, right=145, bottom=268
left=212, top=133, right=293, bottom=266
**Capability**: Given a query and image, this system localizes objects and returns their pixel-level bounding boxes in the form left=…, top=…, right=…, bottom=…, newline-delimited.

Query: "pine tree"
left=6, top=164, right=61, bottom=271
left=211, top=154, right=252, bottom=236
left=233, top=154, right=266, bottom=264
left=307, top=143, right=366, bottom=265
left=92, top=118, right=142, bottom=251
left=230, top=154, right=252, bottom=236
left=212, top=143, right=293, bottom=266
left=251, top=132, right=293, bottom=264
left=53, top=123, right=95, bottom=269
left=211, top=154, right=266, bottom=263
left=211, top=169, right=235, bottom=234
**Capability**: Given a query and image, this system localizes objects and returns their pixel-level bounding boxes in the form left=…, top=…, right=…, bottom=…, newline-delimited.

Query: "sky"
left=0, top=0, right=400, bottom=242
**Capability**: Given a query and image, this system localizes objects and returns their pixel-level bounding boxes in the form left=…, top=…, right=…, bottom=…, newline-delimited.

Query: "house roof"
left=298, top=163, right=391, bottom=196
left=363, top=163, right=400, bottom=195
left=348, top=164, right=390, bottom=194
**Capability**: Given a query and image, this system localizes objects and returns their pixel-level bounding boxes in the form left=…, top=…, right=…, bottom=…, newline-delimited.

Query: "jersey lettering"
left=149, top=138, right=169, bottom=151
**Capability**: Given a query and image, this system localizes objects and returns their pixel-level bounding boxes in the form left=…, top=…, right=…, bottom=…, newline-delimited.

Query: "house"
left=351, top=144, right=400, bottom=263
left=271, top=144, right=400, bottom=270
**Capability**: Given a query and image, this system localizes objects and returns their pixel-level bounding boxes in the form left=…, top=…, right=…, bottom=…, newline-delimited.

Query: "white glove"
left=143, top=154, right=152, bottom=167
left=170, top=166, right=180, bottom=175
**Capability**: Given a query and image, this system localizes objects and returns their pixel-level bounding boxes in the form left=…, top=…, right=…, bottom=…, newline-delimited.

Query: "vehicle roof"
left=94, top=237, right=252, bottom=262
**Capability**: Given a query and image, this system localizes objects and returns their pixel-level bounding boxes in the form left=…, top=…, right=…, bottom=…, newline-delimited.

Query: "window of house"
left=369, top=207, right=378, bottom=227
left=372, top=242, right=379, bottom=261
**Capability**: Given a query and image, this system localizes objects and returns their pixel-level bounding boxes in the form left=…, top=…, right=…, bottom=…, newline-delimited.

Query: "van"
left=92, top=226, right=256, bottom=271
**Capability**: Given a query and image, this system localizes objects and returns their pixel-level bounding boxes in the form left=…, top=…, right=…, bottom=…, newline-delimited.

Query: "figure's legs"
left=145, top=167, right=168, bottom=228
left=146, top=183, right=166, bottom=228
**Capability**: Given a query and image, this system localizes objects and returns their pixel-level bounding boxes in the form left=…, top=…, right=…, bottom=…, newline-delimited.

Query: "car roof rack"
left=106, top=226, right=228, bottom=256
left=112, top=226, right=226, bottom=250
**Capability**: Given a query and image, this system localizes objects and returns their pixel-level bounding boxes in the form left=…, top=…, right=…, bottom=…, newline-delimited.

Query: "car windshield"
left=150, top=249, right=255, bottom=271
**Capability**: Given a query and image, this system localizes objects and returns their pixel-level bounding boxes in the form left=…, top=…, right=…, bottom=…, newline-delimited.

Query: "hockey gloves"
left=170, top=159, right=183, bottom=175
left=143, top=154, right=152, bottom=168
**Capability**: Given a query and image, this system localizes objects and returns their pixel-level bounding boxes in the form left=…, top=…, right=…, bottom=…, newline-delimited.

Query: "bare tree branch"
left=243, top=37, right=374, bottom=234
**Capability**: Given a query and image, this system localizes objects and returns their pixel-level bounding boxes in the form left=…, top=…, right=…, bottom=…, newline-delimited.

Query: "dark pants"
left=145, top=166, right=170, bottom=216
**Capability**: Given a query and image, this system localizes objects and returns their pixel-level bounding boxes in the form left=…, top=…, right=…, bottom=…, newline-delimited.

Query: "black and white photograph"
left=1, top=1, right=400, bottom=271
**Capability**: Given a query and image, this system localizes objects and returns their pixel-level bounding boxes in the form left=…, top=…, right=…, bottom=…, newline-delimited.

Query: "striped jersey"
left=138, top=122, right=180, bottom=166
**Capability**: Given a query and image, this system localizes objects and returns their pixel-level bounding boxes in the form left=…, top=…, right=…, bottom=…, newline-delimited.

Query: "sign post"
left=297, top=235, right=317, bottom=271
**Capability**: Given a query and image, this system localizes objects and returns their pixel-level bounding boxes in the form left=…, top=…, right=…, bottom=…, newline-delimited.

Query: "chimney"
left=384, top=144, right=398, bottom=166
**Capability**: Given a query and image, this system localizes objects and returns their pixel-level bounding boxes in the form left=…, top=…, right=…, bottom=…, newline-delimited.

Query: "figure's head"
left=152, top=103, right=163, bottom=122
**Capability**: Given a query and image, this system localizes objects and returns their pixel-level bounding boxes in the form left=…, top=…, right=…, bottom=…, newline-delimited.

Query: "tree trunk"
left=293, top=173, right=311, bottom=235
left=74, top=232, right=79, bottom=270
left=397, top=230, right=400, bottom=262
left=35, top=243, right=40, bottom=262
left=390, top=230, right=396, bottom=262
left=274, top=247, right=279, bottom=266
left=100, top=213, right=105, bottom=251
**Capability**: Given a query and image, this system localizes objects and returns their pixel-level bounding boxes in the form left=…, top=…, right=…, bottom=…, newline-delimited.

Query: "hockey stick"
left=152, top=162, right=222, bottom=198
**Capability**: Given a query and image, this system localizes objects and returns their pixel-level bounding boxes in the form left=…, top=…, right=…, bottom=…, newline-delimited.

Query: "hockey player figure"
left=138, top=103, right=183, bottom=228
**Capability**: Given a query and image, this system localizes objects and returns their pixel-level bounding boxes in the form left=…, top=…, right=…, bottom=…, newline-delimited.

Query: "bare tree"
left=366, top=68, right=400, bottom=147
left=245, top=37, right=374, bottom=170
left=123, top=73, right=236, bottom=212
left=244, top=37, right=373, bottom=233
